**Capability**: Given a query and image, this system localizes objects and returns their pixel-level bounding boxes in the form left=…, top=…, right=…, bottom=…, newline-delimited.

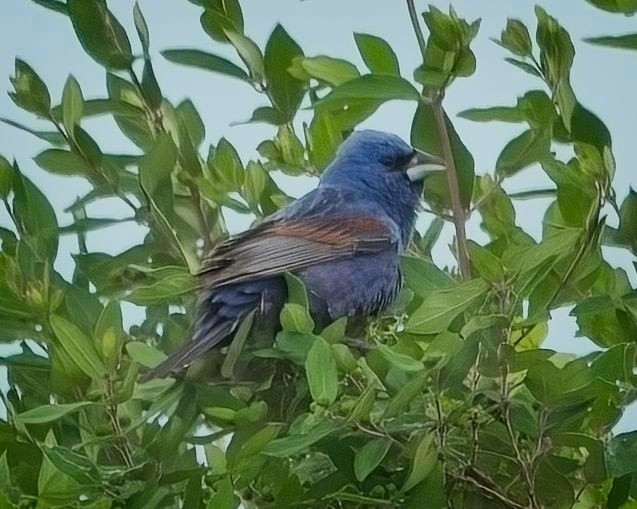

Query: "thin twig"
left=456, top=471, right=526, bottom=509
left=406, top=0, right=427, bottom=60
left=501, top=364, right=540, bottom=509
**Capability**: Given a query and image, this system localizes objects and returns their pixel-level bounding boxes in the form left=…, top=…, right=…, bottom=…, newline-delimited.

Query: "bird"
left=146, top=130, right=445, bottom=379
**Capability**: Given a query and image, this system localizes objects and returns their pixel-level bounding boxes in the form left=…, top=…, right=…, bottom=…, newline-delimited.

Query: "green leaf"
left=34, top=149, right=87, bottom=176
left=407, top=278, right=490, bottom=334
left=68, top=0, right=133, bottom=70
left=411, top=102, right=474, bottom=209
left=264, top=24, right=306, bottom=119
left=378, top=345, right=424, bottom=372
left=126, top=341, right=168, bottom=368
left=139, top=133, right=177, bottom=196
left=133, top=2, right=150, bottom=55
left=263, top=420, right=341, bottom=457
left=586, top=33, right=637, bottom=50
left=383, top=372, right=428, bottom=419
left=42, top=446, right=100, bottom=485
left=318, top=74, right=419, bottom=105
left=19, top=402, right=94, bottom=424
left=62, top=75, right=84, bottom=136
left=141, top=61, right=162, bottom=110
left=354, top=33, right=401, bottom=76
left=221, top=310, right=256, bottom=378
left=162, top=49, right=249, bottom=82
left=305, top=338, right=338, bottom=406
left=30, top=0, right=68, bottom=15
left=585, top=0, right=637, bottom=14
left=226, top=30, right=264, bottom=82
left=505, top=57, right=542, bottom=77
left=535, top=460, right=574, bottom=509
left=50, top=314, right=107, bottom=380
left=402, top=433, right=437, bottom=492
left=607, top=431, right=637, bottom=477
left=405, top=465, right=444, bottom=509
left=12, top=166, right=59, bottom=261
left=496, top=18, right=533, bottom=56
left=401, top=256, right=454, bottom=298
left=609, top=189, right=637, bottom=253
left=534, top=6, right=576, bottom=130
left=280, top=303, right=314, bottom=334
left=177, top=99, right=206, bottom=148
left=299, top=56, right=359, bottom=86
left=207, top=477, right=239, bottom=509
left=321, top=317, right=348, bottom=343
left=125, top=266, right=199, bottom=305
left=210, top=137, right=244, bottom=191
left=354, top=438, right=391, bottom=481
left=0, top=156, right=13, bottom=200
left=242, top=161, right=267, bottom=209
left=458, top=106, right=525, bottom=123
left=200, top=0, right=244, bottom=43
left=496, top=129, right=551, bottom=177
left=9, top=59, right=51, bottom=115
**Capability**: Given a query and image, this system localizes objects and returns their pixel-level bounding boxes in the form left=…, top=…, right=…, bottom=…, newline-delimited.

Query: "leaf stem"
left=406, top=0, right=427, bottom=60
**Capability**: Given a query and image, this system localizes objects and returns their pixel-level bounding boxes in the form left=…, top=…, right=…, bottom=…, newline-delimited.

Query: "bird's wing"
left=199, top=213, right=397, bottom=288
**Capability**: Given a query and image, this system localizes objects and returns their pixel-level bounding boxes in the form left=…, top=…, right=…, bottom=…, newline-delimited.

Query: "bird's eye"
left=380, top=152, right=413, bottom=170
left=380, top=154, right=396, bottom=167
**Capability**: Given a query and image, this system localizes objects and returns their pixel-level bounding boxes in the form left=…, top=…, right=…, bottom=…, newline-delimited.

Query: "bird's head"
left=320, top=129, right=446, bottom=246
left=320, top=130, right=445, bottom=195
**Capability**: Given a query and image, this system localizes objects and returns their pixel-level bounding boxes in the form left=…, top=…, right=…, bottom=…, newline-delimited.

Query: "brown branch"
left=432, top=99, right=471, bottom=279
left=405, top=0, right=471, bottom=279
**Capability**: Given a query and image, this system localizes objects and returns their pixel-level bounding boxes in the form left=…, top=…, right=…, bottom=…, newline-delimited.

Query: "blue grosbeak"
left=148, top=130, right=444, bottom=378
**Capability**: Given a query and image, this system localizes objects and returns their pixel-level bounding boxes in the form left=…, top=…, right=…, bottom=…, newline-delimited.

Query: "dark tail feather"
left=141, top=319, right=237, bottom=381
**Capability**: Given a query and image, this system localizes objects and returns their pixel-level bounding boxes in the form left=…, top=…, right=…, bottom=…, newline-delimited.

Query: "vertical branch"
left=431, top=101, right=471, bottom=278
left=405, top=0, right=472, bottom=279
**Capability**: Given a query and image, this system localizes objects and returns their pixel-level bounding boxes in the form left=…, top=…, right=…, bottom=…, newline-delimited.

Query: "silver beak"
left=406, top=149, right=446, bottom=182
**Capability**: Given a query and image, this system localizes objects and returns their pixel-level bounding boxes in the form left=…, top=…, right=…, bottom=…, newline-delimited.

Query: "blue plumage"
left=148, top=130, right=444, bottom=378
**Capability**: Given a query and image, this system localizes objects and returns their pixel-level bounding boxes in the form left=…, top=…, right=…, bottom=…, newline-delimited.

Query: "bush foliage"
left=2, top=0, right=637, bottom=507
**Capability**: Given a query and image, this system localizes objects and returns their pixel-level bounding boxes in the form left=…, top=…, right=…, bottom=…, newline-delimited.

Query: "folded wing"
left=200, top=214, right=398, bottom=288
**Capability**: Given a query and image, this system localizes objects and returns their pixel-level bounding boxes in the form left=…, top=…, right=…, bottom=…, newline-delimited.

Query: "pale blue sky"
left=2, top=0, right=637, bottom=428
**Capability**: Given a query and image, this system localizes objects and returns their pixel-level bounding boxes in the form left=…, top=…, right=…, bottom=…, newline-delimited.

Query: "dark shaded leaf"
left=264, top=25, right=306, bottom=120
left=586, top=33, right=637, bottom=50
left=585, top=0, right=637, bottom=14
left=162, top=49, right=249, bottom=82
left=411, top=102, right=474, bottom=209
left=68, top=0, right=133, bottom=70
left=9, top=59, right=51, bottom=115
